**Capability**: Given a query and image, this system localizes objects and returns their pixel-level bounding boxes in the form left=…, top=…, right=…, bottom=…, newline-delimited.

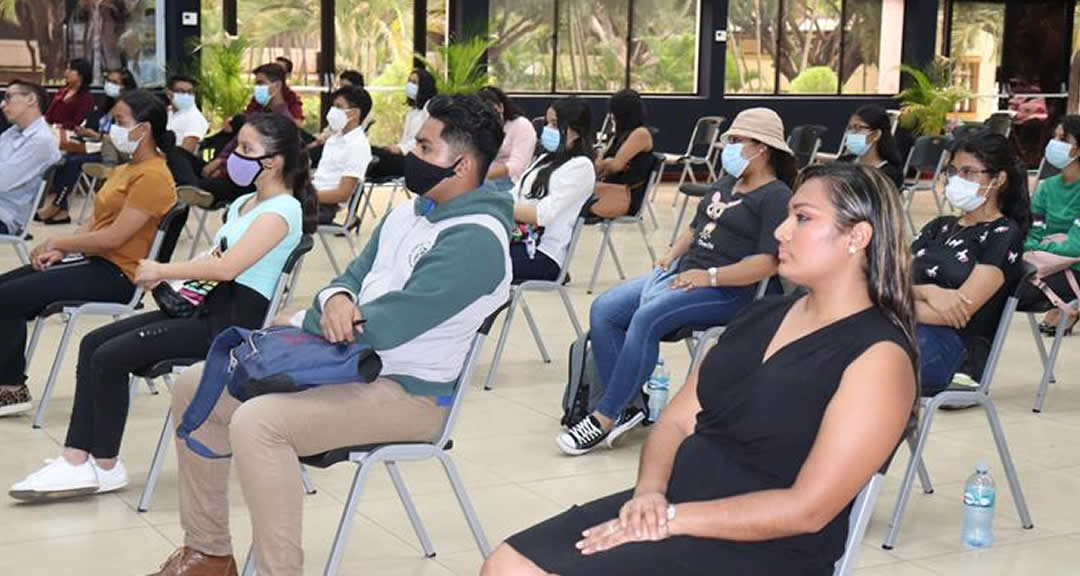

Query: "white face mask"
left=944, top=175, right=988, bottom=212
left=109, top=123, right=143, bottom=155
left=326, top=107, right=350, bottom=133
left=104, top=81, right=122, bottom=98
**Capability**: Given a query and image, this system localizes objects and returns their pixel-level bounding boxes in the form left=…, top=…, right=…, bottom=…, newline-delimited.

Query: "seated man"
left=166, top=74, right=210, bottom=156
left=148, top=94, right=510, bottom=576
left=312, top=85, right=373, bottom=224
left=0, top=79, right=61, bottom=235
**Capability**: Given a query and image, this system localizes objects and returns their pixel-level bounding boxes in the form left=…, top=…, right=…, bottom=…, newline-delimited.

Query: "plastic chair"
left=1018, top=272, right=1075, bottom=413
left=0, top=162, right=59, bottom=264
left=316, top=178, right=370, bottom=276
left=950, top=122, right=989, bottom=142
left=1034, top=155, right=1061, bottom=184
left=181, top=186, right=230, bottom=259
left=882, top=264, right=1036, bottom=549
left=24, top=203, right=190, bottom=428
left=899, top=135, right=950, bottom=235
left=665, top=116, right=727, bottom=244
left=238, top=312, right=501, bottom=576
left=134, top=235, right=316, bottom=512
left=75, top=162, right=113, bottom=225
left=483, top=218, right=587, bottom=390
left=833, top=472, right=884, bottom=576
left=787, top=124, right=827, bottom=168
left=586, top=153, right=663, bottom=294
left=985, top=112, right=1013, bottom=138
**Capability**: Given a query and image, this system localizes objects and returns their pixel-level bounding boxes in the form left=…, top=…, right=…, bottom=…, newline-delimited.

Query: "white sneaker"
left=91, top=458, right=128, bottom=494
left=9, top=458, right=100, bottom=501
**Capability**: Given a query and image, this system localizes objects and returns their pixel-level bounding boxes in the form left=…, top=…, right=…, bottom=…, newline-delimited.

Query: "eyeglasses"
left=2, top=91, right=29, bottom=102
left=846, top=123, right=873, bottom=133
left=942, top=165, right=993, bottom=179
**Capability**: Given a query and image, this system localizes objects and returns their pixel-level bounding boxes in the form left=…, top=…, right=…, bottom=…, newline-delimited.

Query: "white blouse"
left=513, top=154, right=596, bottom=269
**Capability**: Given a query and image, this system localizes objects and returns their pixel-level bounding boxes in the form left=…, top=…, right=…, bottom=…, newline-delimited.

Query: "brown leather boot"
left=147, top=547, right=238, bottom=576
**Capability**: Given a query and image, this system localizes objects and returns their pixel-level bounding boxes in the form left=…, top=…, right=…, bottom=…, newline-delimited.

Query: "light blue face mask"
left=405, top=82, right=419, bottom=101
left=1045, top=139, right=1076, bottom=170
left=173, top=92, right=196, bottom=111
left=540, top=126, right=561, bottom=152
left=845, top=132, right=871, bottom=157
left=253, top=84, right=271, bottom=106
left=721, top=143, right=751, bottom=178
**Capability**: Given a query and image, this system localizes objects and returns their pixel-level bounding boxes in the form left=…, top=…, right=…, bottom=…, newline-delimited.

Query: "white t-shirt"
left=398, top=105, right=429, bottom=154
left=513, top=154, right=596, bottom=269
left=313, top=125, right=372, bottom=195
left=166, top=106, right=209, bottom=144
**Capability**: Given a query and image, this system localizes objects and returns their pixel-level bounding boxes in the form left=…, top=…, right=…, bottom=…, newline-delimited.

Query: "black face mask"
left=404, top=152, right=461, bottom=196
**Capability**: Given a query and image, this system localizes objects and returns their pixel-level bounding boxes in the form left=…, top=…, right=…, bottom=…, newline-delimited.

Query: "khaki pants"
left=170, top=362, right=448, bottom=576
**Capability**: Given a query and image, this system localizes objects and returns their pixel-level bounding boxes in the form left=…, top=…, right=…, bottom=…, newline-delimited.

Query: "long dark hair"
left=951, top=133, right=1032, bottom=237
left=608, top=88, right=646, bottom=149
left=117, top=89, right=175, bottom=153
left=477, top=86, right=525, bottom=121
left=766, top=146, right=798, bottom=188
left=243, top=113, right=318, bottom=234
left=67, top=58, right=92, bottom=93
left=527, top=97, right=594, bottom=200
left=1058, top=114, right=1080, bottom=147
left=853, top=105, right=903, bottom=167
left=409, top=68, right=438, bottom=109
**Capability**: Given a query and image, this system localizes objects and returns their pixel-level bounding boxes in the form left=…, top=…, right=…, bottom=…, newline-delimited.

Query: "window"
left=725, top=0, right=905, bottom=96
left=0, top=0, right=165, bottom=87
left=490, top=0, right=700, bottom=94
left=949, top=1, right=1004, bottom=121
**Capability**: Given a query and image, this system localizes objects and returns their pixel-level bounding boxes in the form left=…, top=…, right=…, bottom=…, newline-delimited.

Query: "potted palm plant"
left=896, top=59, right=970, bottom=136
left=422, top=32, right=492, bottom=95
left=188, top=34, right=253, bottom=130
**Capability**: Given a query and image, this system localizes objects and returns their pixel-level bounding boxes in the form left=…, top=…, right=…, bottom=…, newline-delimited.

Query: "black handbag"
left=151, top=238, right=227, bottom=318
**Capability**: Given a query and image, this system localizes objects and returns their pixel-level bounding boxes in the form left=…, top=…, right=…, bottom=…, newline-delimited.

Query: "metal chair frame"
left=587, top=154, right=663, bottom=294
left=899, top=136, right=950, bottom=235
left=316, top=178, right=373, bottom=276
left=666, top=117, right=726, bottom=242
left=0, top=163, right=59, bottom=264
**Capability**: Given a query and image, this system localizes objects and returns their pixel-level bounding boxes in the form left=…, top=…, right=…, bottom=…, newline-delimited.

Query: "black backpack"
left=561, top=330, right=647, bottom=427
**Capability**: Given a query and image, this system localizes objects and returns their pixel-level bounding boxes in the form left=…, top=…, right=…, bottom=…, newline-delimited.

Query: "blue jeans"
left=589, top=266, right=755, bottom=420
left=917, top=324, right=968, bottom=397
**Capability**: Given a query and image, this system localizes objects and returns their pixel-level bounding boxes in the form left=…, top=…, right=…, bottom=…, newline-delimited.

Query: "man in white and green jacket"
left=150, top=94, right=511, bottom=576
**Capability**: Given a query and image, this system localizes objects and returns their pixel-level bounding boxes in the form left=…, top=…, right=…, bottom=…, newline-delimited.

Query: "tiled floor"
left=0, top=181, right=1076, bottom=575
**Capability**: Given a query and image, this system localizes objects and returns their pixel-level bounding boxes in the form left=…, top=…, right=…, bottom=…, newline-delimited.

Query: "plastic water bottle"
left=962, top=462, right=996, bottom=549
left=644, top=359, right=670, bottom=422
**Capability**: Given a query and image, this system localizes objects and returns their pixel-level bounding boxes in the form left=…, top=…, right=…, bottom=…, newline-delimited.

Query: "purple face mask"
left=227, top=152, right=269, bottom=187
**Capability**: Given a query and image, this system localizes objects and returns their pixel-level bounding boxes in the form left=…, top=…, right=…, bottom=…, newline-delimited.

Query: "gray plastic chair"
left=0, top=162, right=59, bottom=264
left=899, top=135, right=950, bottom=235
left=587, top=153, right=663, bottom=294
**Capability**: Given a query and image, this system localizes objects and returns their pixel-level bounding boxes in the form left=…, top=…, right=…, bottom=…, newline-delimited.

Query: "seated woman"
left=482, top=162, right=918, bottom=576
left=912, top=133, right=1029, bottom=397
left=480, top=86, right=538, bottom=193
left=559, top=108, right=797, bottom=456
left=9, top=113, right=315, bottom=500
left=1020, top=115, right=1080, bottom=336
left=38, top=67, right=138, bottom=224
left=368, top=68, right=438, bottom=180
left=510, top=97, right=595, bottom=282
left=0, top=89, right=178, bottom=416
left=585, top=89, right=654, bottom=219
left=44, top=58, right=94, bottom=131
left=841, top=104, right=905, bottom=188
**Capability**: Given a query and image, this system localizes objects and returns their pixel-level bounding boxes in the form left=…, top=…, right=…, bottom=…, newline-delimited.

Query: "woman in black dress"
left=481, top=163, right=919, bottom=576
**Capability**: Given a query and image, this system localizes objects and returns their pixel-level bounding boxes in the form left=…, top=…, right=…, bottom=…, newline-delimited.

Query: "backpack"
left=561, top=330, right=647, bottom=427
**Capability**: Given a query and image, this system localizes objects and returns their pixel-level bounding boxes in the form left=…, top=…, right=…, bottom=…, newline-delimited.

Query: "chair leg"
left=557, top=286, right=584, bottom=338
left=343, top=231, right=359, bottom=258
left=605, top=229, right=625, bottom=281
left=484, top=293, right=519, bottom=390
left=323, top=463, right=375, bottom=576
left=883, top=402, right=941, bottom=549
left=145, top=377, right=159, bottom=395
left=1033, top=312, right=1068, bottom=413
left=670, top=194, right=690, bottom=246
left=386, top=461, right=436, bottom=558
left=283, top=258, right=304, bottom=308
left=437, top=451, right=492, bottom=557
left=317, top=230, right=343, bottom=277
left=24, top=316, right=46, bottom=367
left=138, top=407, right=173, bottom=512
left=241, top=546, right=255, bottom=576
left=645, top=197, right=659, bottom=230
left=14, top=241, right=29, bottom=266
left=906, top=434, right=934, bottom=494
left=638, top=219, right=657, bottom=261
left=384, top=182, right=400, bottom=215
left=128, top=375, right=138, bottom=404
left=188, top=208, right=211, bottom=259
left=587, top=224, right=612, bottom=295
left=1027, top=314, right=1057, bottom=385
left=520, top=298, right=551, bottom=363
left=33, top=312, right=80, bottom=428
left=982, top=398, right=1033, bottom=528
left=300, top=464, right=317, bottom=495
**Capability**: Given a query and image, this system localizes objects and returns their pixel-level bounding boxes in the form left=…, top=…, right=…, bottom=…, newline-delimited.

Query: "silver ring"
left=606, top=521, right=618, bottom=535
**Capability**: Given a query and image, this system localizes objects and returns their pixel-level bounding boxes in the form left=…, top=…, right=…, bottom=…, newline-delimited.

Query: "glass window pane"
left=629, top=0, right=700, bottom=94
left=556, top=0, right=629, bottom=92
left=841, top=0, right=904, bottom=94
left=950, top=1, right=1005, bottom=121
left=0, top=0, right=67, bottom=85
left=425, top=0, right=448, bottom=75
left=489, top=0, right=555, bottom=92
left=725, top=0, right=779, bottom=94
left=334, top=0, right=414, bottom=146
left=778, top=0, right=842, bottom=94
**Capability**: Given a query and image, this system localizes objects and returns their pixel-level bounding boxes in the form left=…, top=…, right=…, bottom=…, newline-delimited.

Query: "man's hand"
left=321, top=293, right=363, bottom=343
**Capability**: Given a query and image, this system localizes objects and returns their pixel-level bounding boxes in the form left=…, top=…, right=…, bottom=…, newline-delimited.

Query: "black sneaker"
left=556, top=415, right=610, bottom=456
left=605, top=407, right=646, bottom=448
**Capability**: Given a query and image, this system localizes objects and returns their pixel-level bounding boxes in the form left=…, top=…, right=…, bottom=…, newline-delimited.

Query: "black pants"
left=369, top=147, right=405, bottom=179
left=199, top=176, right=254, bottom=206
left=1018, top=270, right=1078, bottom=310
left=0, top=259, right=134, bottom=386
left=0, top=221, right=10, bottom=234
left=510, top=243, right=561, bottom=283
left=64, top=311, right=213, bottom=458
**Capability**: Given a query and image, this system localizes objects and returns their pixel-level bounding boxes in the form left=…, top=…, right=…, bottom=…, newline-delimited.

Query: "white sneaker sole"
left=9, top=484, right=100, bottom=502
left=555, top=435, right=607, bottom=457
left=95, top=478, right=128, bottom=494
left=0, top=401, right=32, bottom=417
left=605, top=411, right=646, bottom=448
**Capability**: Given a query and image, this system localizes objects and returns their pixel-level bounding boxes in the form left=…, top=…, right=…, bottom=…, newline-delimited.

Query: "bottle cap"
left=975, top=462, right=989, bottom=474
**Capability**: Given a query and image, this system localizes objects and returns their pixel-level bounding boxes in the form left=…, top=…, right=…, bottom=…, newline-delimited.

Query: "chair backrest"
left=1036, top=156, right=1061, bottom=183
left=531, top=116, right=546, bottom=138
left=833, top=473, right=884, bottom=576
left=361, top=116, right=375, bottom=133
left=556, top=217, right=587, bottom=285
left=597, top=112, right=615, bottom=144
left=686, top=116, right=726, bottom=159
left=434, top=310, right=501, bottom=450
left=155, top=202, right=192, bottom=265
left=977, top=262, right=1037, bottom=395
left=950, top=122, right=989, bottom=142
left=902, top=135, right=950, bottom=181
left=788, top=125, right=826, bottom=168
left=261, top=235, right=315, bottom=328
left=13, top=162, right=61, bottom=238
left=985, top=112, right=1013, bottom=138
left=339, top=178, right=367, bottom=229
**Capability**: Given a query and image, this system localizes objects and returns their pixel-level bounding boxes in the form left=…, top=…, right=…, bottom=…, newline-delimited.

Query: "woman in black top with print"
left=912, top=133, right=1030, bottom=396
left=559, top=108, right=797, bottom=457
left=483, top=163, right=918, bottom=576
left=586, top=89, right=654, bottom=219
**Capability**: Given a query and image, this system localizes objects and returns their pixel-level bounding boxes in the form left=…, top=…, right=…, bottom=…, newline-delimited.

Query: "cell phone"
left=60, top=252, right=86, bottom=264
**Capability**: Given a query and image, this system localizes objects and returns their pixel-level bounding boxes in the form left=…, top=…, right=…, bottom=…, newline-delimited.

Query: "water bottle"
left=644, top=359, right=670, bottom=422
left=962, top=462, right=996, bottom=549
left=525, top=229, right=537, bottom=260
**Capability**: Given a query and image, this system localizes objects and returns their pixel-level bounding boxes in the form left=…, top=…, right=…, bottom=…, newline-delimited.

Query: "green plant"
left=422, top=33, right=492, bottom=95
left=789, top=66, right=839, bottom=94
left=189, top=34, right=253, bottom=130
left=896, top=60, right=969, bottom=136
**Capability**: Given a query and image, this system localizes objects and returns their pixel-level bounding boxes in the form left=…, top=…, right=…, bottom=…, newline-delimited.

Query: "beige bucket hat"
left=722, top=107, right=794, bottom=157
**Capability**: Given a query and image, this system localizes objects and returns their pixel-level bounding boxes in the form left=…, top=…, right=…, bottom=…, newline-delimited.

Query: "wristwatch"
left=707, top=267, right=718, bottom=287
left=666, top=503, right=677, bottom=522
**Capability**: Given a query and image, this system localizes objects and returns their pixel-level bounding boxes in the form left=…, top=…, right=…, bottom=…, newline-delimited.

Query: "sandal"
left=1042, top=310, right=1079, bottom=337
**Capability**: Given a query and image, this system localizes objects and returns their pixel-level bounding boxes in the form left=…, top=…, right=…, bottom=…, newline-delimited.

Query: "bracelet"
left=666, top=503, right=676, bottom=522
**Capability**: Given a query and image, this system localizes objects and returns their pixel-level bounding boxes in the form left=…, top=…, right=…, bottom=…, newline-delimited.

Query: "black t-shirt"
left=838, top=154, right=905, bottom=189
left=912, top=215, right=1024, bottom=378
left=678, top=176, right=792, bottom=273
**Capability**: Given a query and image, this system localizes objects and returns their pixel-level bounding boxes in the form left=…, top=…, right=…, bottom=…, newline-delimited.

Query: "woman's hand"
left=654, top=254, right=674, bottom=271
left=1041, top=233, right=1069, bottom=245
left=576, top=509, right=671, bottom=556
left=619, top=491, right=670, bottom=541
left=925, top=285, right=973, bottom=329
left=134, top=259, right=164, bottom=286
left=29, top=239, right=55, bottom=263
left=201, top=158, right=222, bottom=179
left=670, top=269, right=709, bottom=292
left=32, top=250, right=64, bottom=271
